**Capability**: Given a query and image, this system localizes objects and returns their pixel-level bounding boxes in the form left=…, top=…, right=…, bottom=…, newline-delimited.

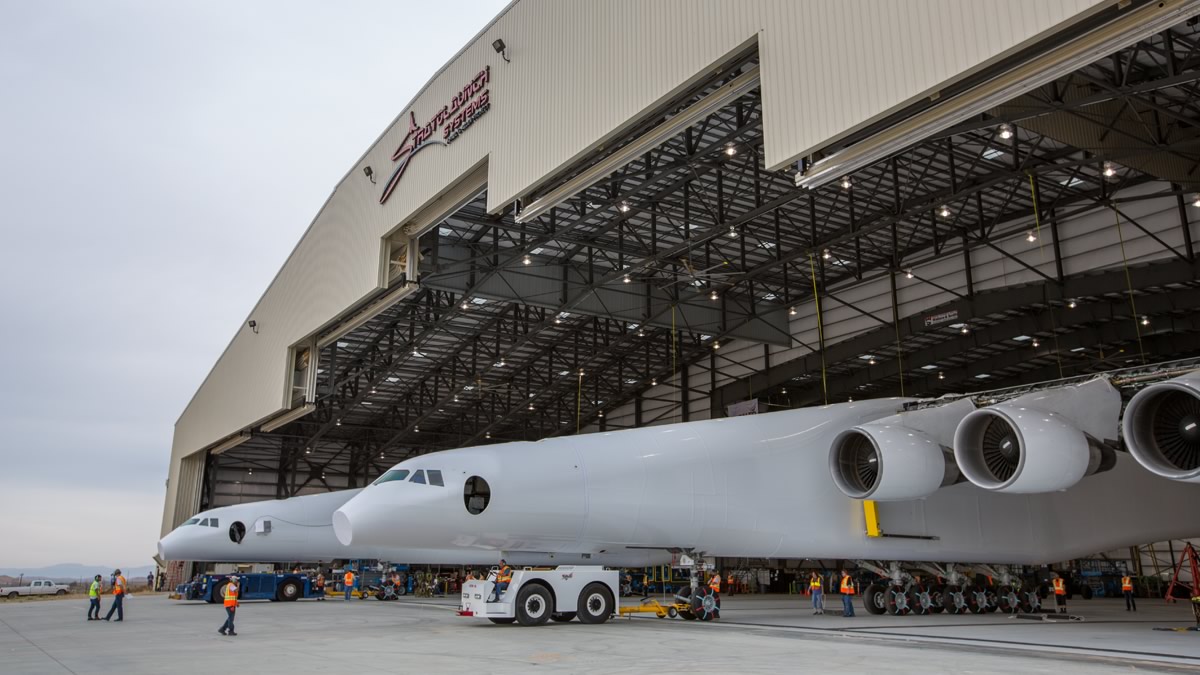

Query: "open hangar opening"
left=165, top=1, right=1200, bottom=611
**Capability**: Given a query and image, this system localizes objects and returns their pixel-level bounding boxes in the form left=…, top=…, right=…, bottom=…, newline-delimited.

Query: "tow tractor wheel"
left=551, top=612, right=576, bottom=622
left=488, top=617, right=516, bottom=624
left=577, top=582, right=614, bottom=625
left=515, top=584, right=552, bottom=626
left=863, top=583, right=887, bottom=615
left=667, top=606, right=679, bottom=618
left=884, top=587, right=912, bottom=615
left=941, top=585, right=966, bottom=614
left=210, top=581, right=227, bottom=605
left=690, top=586, right=721, bottom=621
left=278, top=579, right=301, bottom=602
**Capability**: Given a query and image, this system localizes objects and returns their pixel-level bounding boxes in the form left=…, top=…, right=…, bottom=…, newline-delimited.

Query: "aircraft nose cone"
left=332, top=508, right=353, bottom=546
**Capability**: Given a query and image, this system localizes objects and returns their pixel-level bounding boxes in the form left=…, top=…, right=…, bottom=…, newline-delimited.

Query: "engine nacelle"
left=1122, top=371, right=1200, bottom=483
left=829, top=399, right=973, bottom=500
left=952, top=379, right=1119, bottom=494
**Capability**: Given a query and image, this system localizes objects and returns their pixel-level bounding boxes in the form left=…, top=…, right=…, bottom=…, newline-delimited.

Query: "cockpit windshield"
left=183, top=518, right=200, bottom=525
left=372, top=469, right=410, bottom=485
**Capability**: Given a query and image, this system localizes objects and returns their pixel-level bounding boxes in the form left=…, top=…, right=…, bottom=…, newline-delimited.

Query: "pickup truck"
left=1, top=580, right=70, bottom=598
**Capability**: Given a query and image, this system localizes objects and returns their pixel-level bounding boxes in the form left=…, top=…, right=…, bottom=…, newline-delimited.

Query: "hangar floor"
left=1, top=593, right=1196, bottom=673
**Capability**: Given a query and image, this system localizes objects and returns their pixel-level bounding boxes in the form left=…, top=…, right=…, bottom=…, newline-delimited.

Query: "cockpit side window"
left=184, top=518, right=200, bottom=526
left=199, top=518, right=209, bottom=527
left=428, top=470, right=444, bottom=487
left=209, top=518, right=218, bottom=528
left=372, top=469, right=410, bottom=485
left=410, top=469, right=426, bottom=484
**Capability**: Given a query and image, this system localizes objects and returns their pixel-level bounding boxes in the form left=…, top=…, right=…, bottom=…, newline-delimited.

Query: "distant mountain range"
left=0, top=563, right=157, bottom=581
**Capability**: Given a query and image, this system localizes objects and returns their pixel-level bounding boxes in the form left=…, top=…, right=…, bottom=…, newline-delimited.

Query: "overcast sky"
left=0, top=0, right=510, bottom=569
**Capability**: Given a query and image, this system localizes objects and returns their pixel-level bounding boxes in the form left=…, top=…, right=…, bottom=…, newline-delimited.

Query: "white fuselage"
left=333, top=398, right=1200, bottom=565
left=158, top=489, right=502, bottom=565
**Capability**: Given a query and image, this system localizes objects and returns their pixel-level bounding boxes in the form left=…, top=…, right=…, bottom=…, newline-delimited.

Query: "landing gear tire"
left=863, top=583, right=888, bottom=615
left=1020, top=591, right=1040, bottom=614
left=941, top=585, right=967, bottom=614
left=515, top=584, right=552, bottom=626
left=690, top=587, right=721, bottom=621
left=885, top=587, right=913, bottom=616
left=996, top=585, right=1018, bottom=613
left=910, top=588, right=934, bottom=615
left=577, top=583, right=614, bottom=625
left=965, top=584, right=989, bottom=614
left=277, top=580, right=301, bottom=602
left=488, top=617, right=516, bottom=624
left=927, top=585, right=945, bottom=614
left=551, top=612, right=576, bottom=622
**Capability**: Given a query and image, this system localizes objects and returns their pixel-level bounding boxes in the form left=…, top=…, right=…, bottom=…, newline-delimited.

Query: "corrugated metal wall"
left=168, top=0, right=1110, bottom=530
left=601, top=181, right=1198, bottom=431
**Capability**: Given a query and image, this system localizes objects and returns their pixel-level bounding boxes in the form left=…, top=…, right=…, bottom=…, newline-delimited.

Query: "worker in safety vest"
left=1051, top=572, right=1067, bottom=614
left=493, top=559, right=513, bottom=599
left=839, top=569, right=856, bottom=617
left=103, top=569, right=127, bottom=621
left=1121, top=574, right=1136, bottom=612
left=218, top=576, right=239, bottom=636
left=708, top=572, right=722, bottom=594
left=343, top=570, right=356, bottom=601
left=87, top=574, right=103, bottom=621
left=809, top=572, right=824, bottom=615
left=315, top=572, right=325, bottom=600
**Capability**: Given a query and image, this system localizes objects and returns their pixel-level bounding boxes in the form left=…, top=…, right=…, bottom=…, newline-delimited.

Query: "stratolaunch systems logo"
left=379, top=66, right=491, bottom=205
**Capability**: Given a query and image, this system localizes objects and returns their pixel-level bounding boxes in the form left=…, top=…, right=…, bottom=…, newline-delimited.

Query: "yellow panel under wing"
left=863, top=500, right=882, bottom=538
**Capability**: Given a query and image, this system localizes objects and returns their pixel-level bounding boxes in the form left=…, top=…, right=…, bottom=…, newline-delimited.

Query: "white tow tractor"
left=458, top=566, right=619, bottom=626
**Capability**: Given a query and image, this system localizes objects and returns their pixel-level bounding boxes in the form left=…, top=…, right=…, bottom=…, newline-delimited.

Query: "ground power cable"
left=1111, top=207, right=1148, bottom=365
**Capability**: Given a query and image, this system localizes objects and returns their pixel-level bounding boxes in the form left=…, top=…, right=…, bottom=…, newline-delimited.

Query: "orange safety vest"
left=1052, top=578, right=1066, bottom=595
left=497, top=566, right=512, bottom=583
left=224, top=582, right=239, bottom=608
left=344, top=572, right=355, bottom=587
left=1121, top=576, right=1133, bottom=592
left=840, top=575, right=856, bottom=595
left=709, top=574, right=721, bottom=592
left=113, top=575, right=126, bottom=596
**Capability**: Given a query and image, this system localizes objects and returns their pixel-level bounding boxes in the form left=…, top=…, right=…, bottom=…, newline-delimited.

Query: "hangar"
left=162, top=0, right=1200, bottom=596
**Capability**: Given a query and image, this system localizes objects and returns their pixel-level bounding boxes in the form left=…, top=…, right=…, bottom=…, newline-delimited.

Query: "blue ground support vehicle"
left=174, top=573, right=319, bottom=603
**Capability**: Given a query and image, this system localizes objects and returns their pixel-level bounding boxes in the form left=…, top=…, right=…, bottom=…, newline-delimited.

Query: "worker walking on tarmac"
left=1051, top=572, right=1067, bottom=614
left=343, top=569, right=355, bottom=601
left=708, top=571, right=722, bottom=595
left=315, top=572, right=325, bottom=600
left=840, top=569, right=856, bottom=617
left=809, top=571, right=824, bottom=615
left=218, top=575, right=239, bottom=636
left=103, top=569, right=127, bottom=622
left=87, top=575, right=103, bottom=621
left=1121, top=574, right=1137, bottom=612
left=493, top=559, right=513, bottom=599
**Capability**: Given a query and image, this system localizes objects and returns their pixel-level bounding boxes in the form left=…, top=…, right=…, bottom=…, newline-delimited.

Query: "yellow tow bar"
left=618, top=598, right=688, bottom=619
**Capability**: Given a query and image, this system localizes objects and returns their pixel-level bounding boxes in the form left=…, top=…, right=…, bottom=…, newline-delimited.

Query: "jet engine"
left=952, top=378, right=1119, bottom=493
left=829, top=399, right=974, bottom=500
left=1122, top=370, right=1200, bottom=483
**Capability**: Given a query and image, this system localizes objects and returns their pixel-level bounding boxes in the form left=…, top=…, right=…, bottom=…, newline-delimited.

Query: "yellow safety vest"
left=89, top=581, right=100, bottom=598
left=809, top=577, right=822, bottom=589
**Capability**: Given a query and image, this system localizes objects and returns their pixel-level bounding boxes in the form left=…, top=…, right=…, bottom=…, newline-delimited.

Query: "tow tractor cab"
left=458, top=566, right=619, bottom=626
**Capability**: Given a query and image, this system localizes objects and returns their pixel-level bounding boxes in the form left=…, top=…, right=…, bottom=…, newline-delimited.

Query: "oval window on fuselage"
left=464, top=476, right=491, bottom=515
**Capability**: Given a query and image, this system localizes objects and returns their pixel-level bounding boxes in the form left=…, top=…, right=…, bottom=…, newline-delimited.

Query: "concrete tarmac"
left=1, top=593, right=1197, bottom=674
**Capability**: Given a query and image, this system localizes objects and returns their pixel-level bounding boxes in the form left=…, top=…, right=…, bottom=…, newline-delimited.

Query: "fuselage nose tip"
left=332, top=509, right=354, bottom=546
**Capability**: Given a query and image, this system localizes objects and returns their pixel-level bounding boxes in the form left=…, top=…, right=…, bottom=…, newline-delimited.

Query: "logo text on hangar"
left=379, top=66, right=491, bottom=205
